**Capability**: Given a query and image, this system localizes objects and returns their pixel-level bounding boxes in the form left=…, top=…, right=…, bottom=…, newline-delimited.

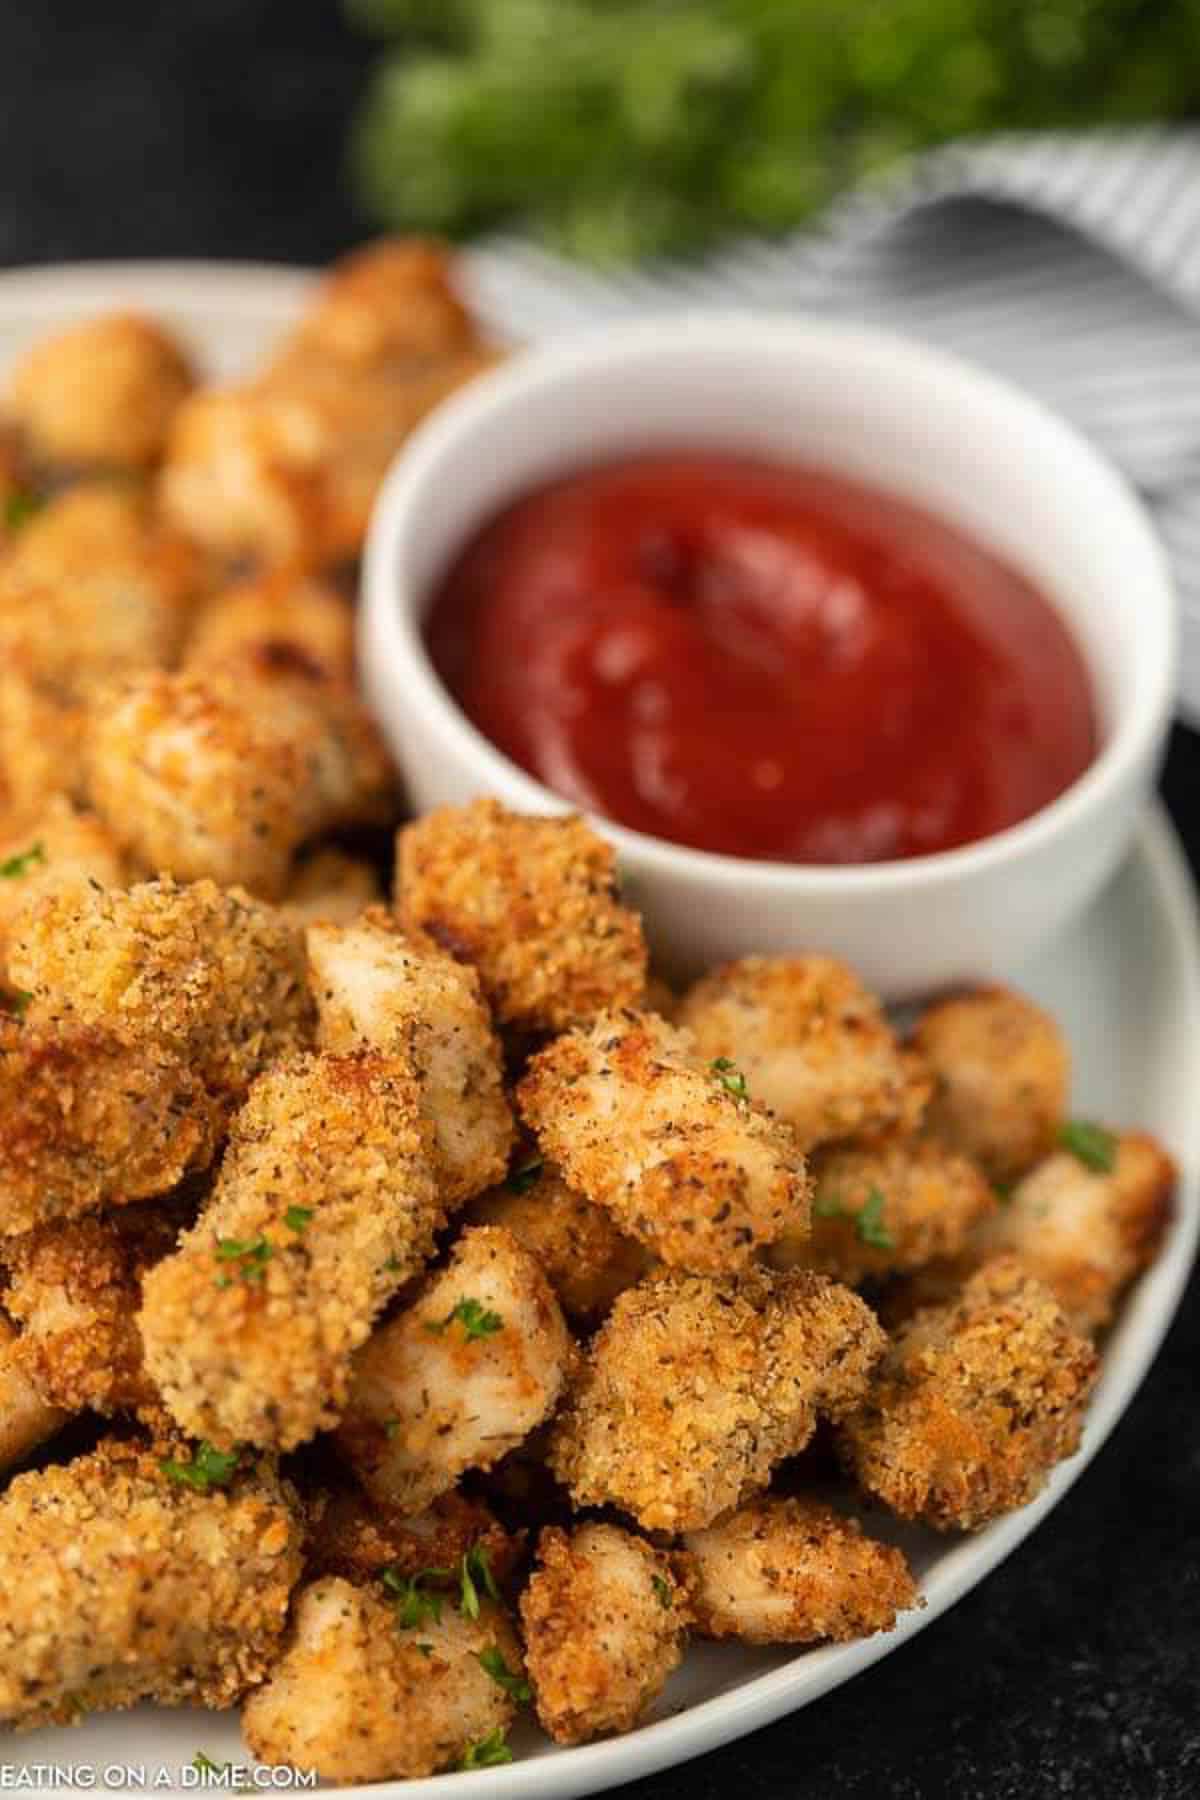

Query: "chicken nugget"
left=0, top=1314, right=67, bottom=1472
left=911, top=985, right=1070, bottom=1184
left=185, top=572, right=355, bottom=683
left=549, top=1267, right=885, bottom=1532
left=518, top=1009, right=808, bottom=1272
left=678, top=1496, right=917, bottom=1645
left=396, top=798, right=647, bottom=1032
left=839, top=1256, right=1098, bottom=1531
left=337, top=1225, right=571, bottom=1514
left=0, top=796, right=125, bottom=978
left=140, top=1049, right=440, bottom=1451
left=676, top=955, right=929, bottom=1151
left=520, top=1523, right=688, bottom=1745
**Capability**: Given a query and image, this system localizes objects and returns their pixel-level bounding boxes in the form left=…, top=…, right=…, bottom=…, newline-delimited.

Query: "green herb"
left=459, top=1543, right=499, bottom=1620
left=426, top=1297, right=504, bottom=1342
left=476, top=1645, right=532, bottom=1701
left=0, top=841, right=45, bottom=880
left=192, top=1751, right=232, bottom=1779
left=651, top=1574, right=673, bottom=1609
left=284, top=1205, right=314, bottom=1233
left=383, top=1255, right=403, bottom=1273
left=459, top=1727, right=512, bottom=1770
left=710, top=1056, right=749, bottom=1102
left=1058, top=1119, right=1118, bottom=1174
left=160, top=1441, right=240, bottom=1492
left=508, top=1155, right=543, bottom=1195
left=814, top=1187, right=894, bottom=1250
left=213, top=1235, right=273, bottom=1284
left=385, top=1418, right=401, bottom=1439
left=2, top=989, right=32, bottom=1017
left=993, top=1179, right=1014, bottom=1205
left=417, top=1641, right=434, bottom=1657
left=3, top=490, right=42, bottom=532
left=382, top=1563, right=453, bottom=1629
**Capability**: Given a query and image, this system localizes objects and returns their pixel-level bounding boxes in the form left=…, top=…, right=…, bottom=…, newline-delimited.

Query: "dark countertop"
left=1, top=4, right=1197, bottom=1796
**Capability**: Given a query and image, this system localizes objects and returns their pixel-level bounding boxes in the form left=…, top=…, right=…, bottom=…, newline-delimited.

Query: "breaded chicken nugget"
left=768, top=1132, right=996, bottom=1289
left=967, top=1133, right=1175, bottom=1335
left=520, top=1523, right=688, bottom=1745
left=7, top=311, right=195, bottom=470
left=911, top=985, right=1070, bottom=1184
left=549, top=1268, right=885, bottom=1532
left=465, top=1155, right=650, bottom=1326
left=0, top=796, right=125, bottom=977
left=86, top=660, right=394, bottom=898
left=396, top=799, right=647, bottom=1032
left=280, top=847, right=382, bottom=929
left=184, top=572, right=355, bottom=683
left=141, top=1050, right=440, bottom=1451
left=243, top=1577, right=522, bottom=1783
left=0, top=1436, right=302, bottom=1728
left=337, top=1225, right=571, bottom=1514
left=518, top=1009, right=808, bottom=1273
left=839, top=1256, right=1098, bottom=1531
left=2, top=1195, right=192, bottom=1421
left=160, top=241, right=492, bottom=566
left=676, top=956, right=929, bottom=1151
left=308, top=911, right=513, bottom=1206
left=305, top=1484, right=519, bottom=1589
left=0, top=1314, right=67, bottom=1471
left=678, top=1496, right=917, bottom=1645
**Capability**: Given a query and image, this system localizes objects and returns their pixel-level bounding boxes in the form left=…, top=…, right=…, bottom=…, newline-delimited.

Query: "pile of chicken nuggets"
left=0, top=242, right=1176, bottom=1784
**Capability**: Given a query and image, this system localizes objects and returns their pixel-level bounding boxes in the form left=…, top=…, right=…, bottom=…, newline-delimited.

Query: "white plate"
left=2, top=263, right=1198, bottom=1799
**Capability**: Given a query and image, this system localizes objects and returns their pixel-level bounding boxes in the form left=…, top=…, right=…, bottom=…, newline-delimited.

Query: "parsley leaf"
left=383, top=1565, right=447, bottom=1630
left=0, top=841, right=45, bottom=880
left=213, top=1235, right=273, bottom=1285
left=1059, top=1120, right=1118, bottom=1174
left=814, top=1187, right=894, bottom=1250
left=508, top=1155, right=543, bottom=1195
left=651, top=1574, right=673, bottom=1609
left=459, top=1543, right=500, bottom=1619
left=426, top=1297, right=504, bottom=1342
left=161, top=1441, right=240, bottom=1492
left=284, top=1205, right=314, bottom=1233
left=710, top=1056, right=749, bottom=1102
left=2, top=988, right=32, bottom=1017
left=476, top=1645, right=531, bottom=1701
left=3, top=490, right=42, bottom=533
left=459, top=1727, right=512, bottom=1770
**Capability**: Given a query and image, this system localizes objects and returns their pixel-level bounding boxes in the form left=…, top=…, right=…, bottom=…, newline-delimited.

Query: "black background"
left=2, top=4, right=1198, bottom=1796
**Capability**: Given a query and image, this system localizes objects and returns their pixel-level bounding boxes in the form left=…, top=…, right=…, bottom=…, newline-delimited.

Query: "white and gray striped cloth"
left=462, top=127, right=1200, bottom=723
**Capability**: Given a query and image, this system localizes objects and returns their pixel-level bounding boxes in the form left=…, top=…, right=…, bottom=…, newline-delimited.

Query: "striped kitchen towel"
left=462, top=127, right=1200, bottom=723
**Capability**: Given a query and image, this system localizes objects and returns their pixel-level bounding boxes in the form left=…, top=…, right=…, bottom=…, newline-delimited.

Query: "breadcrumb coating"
left=768, top=1131, right=996, bottom=1288
left=160, top=241, right=493, bottom=566
left=7, top=311, right=195, bottom=470
left=911, top=986, right=1070, bottom=1184
left=85, top=662, right=394, bottom=898
left=308, top=910, right=513, bottom=1206
left=140, top=1050, right=441, bottom=1451
left=280, top=847, right=382, bottom=928
left=242, top=1578, right=522, bottom=1783
left=0, top=1437, right=303, bottom=1729
left=518, top=1009, right=808, bottom=1272
left=396, top=799, right=647, bottom=1032
left=966, top=1133, right=1175, bottom=1335
left=0, top=795, right=126, bottom=978
left=2, top=1195, right=192, bottom=1421
left=839, top=1256, right=1098, bottom=1531
left=465, top=1156, right=651, bottom=1325
left=676, top=956, right=930, bottom=1151
left=305, top=1484, right=519, bottom=1588
left=0, top=1314, right=67, bottom=1471
left=549, top=1267, right=885, bottom=1531
left=520, top=1523, right=688, bottom=1745
left=185, top=572, right=355, bottom=683
left=338, top=1225, right=571, bottom=1513
left=678, top=1496, right=917, bottom=1645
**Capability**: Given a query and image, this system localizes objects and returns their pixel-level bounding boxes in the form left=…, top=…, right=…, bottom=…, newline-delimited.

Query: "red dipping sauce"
left=425, top=455, right=1097, bottom=864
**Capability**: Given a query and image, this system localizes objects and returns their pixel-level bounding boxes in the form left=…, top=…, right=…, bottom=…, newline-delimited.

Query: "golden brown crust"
left=518, top=1009, right=808, bottom=1273
left=396, top=799, right=647, bottom=1032
left=305, top=1485, right=520, bottom=1588
left=0, top=795, right=127, bottom=978
left=549, top=1267, right=885, bottom=1532
left=279, top=848, right=383, bottom=930
left=520, top=1523, right=688, bottom=1745
left=0, top=1314, right=67, bottom=1471
left=678, top=1496, right=918, bottom=1644
left=184, top=572, right=355, bottom=683
left=838, top=1256, right=1099, bottom=1531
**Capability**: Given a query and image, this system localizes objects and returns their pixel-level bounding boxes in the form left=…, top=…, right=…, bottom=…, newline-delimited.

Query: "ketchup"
left=425, top=454, right=1097, bottom=864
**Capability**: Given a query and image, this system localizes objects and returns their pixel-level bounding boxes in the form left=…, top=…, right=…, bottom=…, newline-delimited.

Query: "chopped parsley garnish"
left=993, top=1179, right=1014, bottom=1205
left=1059, top=1120, right=1118, bottom=1174
left=213, top=1235, right=273, bottom=1285
left=508, top=1155, right=543, bottom=1195
left=710, top=1056, right=749, bottom=1102
left=3, top=489, right=42, bottom=533
left=382, top=1255, right=403, bottom=1273
left=385, top=1418, right=401, bottom=1439
left=0, top=841, right=45, bottom=879
left=459, top=1727, right=512, bottom=1770
left=284, top=1205, right=313, bottom=1233
left=814, top=1187, right=894, bottom=1251
left=426, top=1297, right=504, bottom=1342
left=459, top=1543, right=500, bottom=1620
left=2, top=988, right=32, bottom=1017
left=476, top=1645, right=531, bottom=1701
left=651, top=1574, right=673, bottom=1609
left=161, top=1441, right=240, bottom=1491
left=192, top=1751, right=232, bottom=1778
left=382, top=1564, right=451, bottom=1630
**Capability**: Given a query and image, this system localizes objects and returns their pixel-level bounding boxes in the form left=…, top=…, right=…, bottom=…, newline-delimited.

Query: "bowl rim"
left=362, top=311, right=1178, bottom=892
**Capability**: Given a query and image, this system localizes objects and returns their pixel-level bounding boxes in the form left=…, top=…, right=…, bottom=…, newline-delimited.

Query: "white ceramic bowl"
left=361, top=314, right=1176, bottom=996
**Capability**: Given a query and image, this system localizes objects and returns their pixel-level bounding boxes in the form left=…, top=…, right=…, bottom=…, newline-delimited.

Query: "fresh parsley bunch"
left=345, top=0, right=1200, bottom=263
